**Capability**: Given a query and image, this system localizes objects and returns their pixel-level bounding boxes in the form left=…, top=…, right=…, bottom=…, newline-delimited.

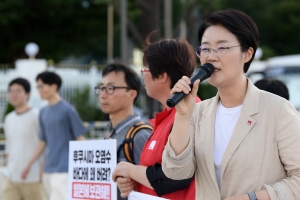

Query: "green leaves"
left=0, top=0, right=107, bottom=63
left=263, top=1, right=300, bottom=56
left=1, top=0, right=300, bottom=63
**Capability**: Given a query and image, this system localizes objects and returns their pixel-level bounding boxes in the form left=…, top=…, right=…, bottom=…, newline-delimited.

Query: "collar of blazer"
left=199, top=78, right=259, bottom=190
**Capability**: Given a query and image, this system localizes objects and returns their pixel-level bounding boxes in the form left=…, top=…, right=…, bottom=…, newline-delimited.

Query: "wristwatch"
left=247, top=192, right=258, bottom=200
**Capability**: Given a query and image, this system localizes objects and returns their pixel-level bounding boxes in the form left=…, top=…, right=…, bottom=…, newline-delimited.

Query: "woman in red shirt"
left=112, top=36, right=200, bottom=200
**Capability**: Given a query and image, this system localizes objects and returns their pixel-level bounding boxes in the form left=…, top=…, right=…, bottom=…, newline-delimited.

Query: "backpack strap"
left=123, top=121, right=153, bottom=164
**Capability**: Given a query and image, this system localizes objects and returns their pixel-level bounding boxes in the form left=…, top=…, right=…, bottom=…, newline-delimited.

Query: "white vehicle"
left=246, top=48, right=266, bottom=83
left=246, top=60, right=266, bottom=83
left=264, top=54, right=300, bottom=113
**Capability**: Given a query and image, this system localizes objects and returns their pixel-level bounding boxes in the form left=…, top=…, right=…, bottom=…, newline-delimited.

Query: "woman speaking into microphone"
left=162, top=9, right=300, bottom=200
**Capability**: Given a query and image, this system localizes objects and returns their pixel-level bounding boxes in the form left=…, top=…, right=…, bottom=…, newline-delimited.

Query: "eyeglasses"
left=8, top=90, right=25, bottom=95
left=195, top=45, right=241, bottom=58
left=95, top=85, right=131, bottom=95
left=140, top=68, right=150, bottom=76
left=36, top=85, right=44, bottom=90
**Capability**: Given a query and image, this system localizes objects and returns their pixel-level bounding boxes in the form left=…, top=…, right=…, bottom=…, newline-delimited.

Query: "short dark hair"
left=255, top=78, right=289, bottom=100
left=36, top=71, right=62, bottom=91
left=8, top=78, right=31, bottom=93
left=102, top=63, right=141, bottom=104
left=143, top=37, right=196, bottom=89
left=198, top=9, right=260, bottom=73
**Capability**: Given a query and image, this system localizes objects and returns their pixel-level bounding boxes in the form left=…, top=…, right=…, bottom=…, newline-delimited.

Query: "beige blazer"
left=162, top=79, right=300, bottom=200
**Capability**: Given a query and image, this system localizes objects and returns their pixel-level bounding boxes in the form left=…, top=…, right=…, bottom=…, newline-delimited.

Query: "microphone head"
left=201, top=63, right=215, bottom=76
left=166, top=63, right=215, bottom=108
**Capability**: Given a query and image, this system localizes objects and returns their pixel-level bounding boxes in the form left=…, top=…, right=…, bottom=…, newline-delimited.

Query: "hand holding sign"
left=116, top=177, right=136, bottom=198
left=112, top=161, right=135, bottom=181
left=112, top=161, right=136, bottom=198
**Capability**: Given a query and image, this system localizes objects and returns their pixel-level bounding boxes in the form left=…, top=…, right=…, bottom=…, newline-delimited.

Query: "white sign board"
left=68, top=140, right=117, bottom=200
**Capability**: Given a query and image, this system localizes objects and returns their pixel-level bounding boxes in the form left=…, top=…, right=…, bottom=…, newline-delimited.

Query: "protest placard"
left=68, top=139, right=117, bottom=200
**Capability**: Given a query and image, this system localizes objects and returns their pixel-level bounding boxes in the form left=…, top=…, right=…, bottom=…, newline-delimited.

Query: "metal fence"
left=0, top=62, right=149, bottom=166
left=0, top=62, right=148, bottom=122
left=0, top=65, right=12, bottom=123
left=0, top=121, right=109, bottom=167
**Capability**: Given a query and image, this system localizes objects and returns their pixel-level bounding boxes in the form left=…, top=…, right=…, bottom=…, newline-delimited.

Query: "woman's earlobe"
left=244, top=47, right=254, bottom=62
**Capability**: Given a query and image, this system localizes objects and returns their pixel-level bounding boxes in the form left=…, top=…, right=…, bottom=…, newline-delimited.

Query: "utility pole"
left=180, top=0, right=186, bottom=39
left=120, top=0, right=128, bottom=64
left=107, top=3, right=114, bottom=63
left=164, top=0, right=172, bottom=38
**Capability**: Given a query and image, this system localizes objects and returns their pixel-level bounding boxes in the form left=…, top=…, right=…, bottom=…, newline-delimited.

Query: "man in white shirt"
left=2, top=78, right=46, bottom=200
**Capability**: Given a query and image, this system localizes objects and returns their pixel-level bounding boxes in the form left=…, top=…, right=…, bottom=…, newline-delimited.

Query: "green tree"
left=3, top=102, right=14, bottom=120
left=211, top=0, right=300, bottom=58
left=0, top=0, right=108, bottom=63
left=69, top=86, right=106, bottom=122
left=198, top=83, right=217, bottom=100
left=263, top=1, right=300, bottom=56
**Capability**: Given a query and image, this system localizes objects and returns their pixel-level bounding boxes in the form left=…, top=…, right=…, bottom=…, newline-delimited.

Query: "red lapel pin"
left=247, top=120, right=252, bottom=125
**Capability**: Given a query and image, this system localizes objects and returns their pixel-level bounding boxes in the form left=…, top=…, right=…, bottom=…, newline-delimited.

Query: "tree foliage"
left=1, top=0, right=300, bottom=63
left=69, top=86, right=107, bottom=122
left=0, top=0, right=108, bottom=63
left=212, top=0, right=300, bottom=58
left=263, top=1, right=300, bottom=56
left=198, top=83, right=217, bottom=100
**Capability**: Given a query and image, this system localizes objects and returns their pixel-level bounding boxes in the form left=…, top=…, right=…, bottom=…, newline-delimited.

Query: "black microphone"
left=166, top=63, right=214, bottom=108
